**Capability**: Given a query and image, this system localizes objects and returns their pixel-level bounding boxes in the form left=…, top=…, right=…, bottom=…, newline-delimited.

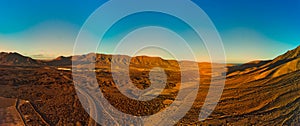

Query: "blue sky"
left=0, top=0, right=299, bottom=63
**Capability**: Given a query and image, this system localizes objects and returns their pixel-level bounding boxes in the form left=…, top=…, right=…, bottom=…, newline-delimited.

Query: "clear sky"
left=0, top=0, right=299, bottom=63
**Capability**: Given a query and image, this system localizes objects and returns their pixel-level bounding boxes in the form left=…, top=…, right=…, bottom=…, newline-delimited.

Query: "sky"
left=0, top=0, right=299, bottom=63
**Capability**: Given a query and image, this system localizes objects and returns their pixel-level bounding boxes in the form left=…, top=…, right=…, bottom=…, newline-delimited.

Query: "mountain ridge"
left=1, top=45, right=299, bottom=78
left=228, top=45, right=300, bottom=80
left=0, top=52, right=43, bottom=66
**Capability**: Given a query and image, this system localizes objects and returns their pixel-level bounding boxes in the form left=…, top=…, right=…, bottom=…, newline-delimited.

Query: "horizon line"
left=0, top=51, right=275, bottom=65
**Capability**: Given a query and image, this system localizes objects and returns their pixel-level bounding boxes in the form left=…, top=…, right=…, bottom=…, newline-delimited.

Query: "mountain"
left=45, top=53, right=180, bottom=68
left=45, top=56, right=72, bottom=66
left=208, top=46, right=300, bottom=125
left=0, top=52, right=42, bottom=66
left=228, top=45, right=300, bottom=80
left=1, top=45, right=299, bottom=74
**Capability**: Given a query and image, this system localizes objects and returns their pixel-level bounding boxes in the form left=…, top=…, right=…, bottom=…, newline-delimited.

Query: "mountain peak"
left=55, top=56, right=68, bottom=60
left=0, top=52, right=26, bottom=59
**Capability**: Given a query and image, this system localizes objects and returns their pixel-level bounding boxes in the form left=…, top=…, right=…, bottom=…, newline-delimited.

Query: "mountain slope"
left=200, top=67, right=300, bottom=125
left=228, top=45, right=300, bottom=80
left=203, top=46, right=300, bottom=125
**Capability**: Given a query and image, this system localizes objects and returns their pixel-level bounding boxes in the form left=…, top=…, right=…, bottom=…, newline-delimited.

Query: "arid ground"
left=0, top=46, right=299, bottom=125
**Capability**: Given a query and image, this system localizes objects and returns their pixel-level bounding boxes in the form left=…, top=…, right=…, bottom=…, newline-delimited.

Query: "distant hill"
left=0, top=52, right=179, bottom=68
left=0, top=52, right=43, bottom=66
left=44, top=53, right=180, bottom=68
left=44, top=56, right=72, bottom=66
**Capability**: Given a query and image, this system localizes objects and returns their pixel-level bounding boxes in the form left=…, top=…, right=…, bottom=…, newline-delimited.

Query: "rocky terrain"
left=0, top=45, right=299, bottom=125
